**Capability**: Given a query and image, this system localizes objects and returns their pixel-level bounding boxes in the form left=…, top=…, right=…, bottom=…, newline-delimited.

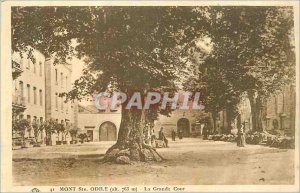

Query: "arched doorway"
left=177, top=118, right=190, bottom=137
left=99, top=121, right=117, bottom=141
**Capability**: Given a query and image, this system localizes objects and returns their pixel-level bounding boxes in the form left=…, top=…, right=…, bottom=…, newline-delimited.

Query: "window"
left=14, top=80, right=17, bottom=92
left=26, top=59, right=30, bottom=69
left=27, top=84, right=30, bottom=102
left=66, top=102, right=69, bottom=113
left=65, top=76, right=68, bottom=89
left=61, top=73, right=63, bottom=87
left=55, top=69, right=58, bottom=85
left=61, top=96, right=64, bottom=111
left=39, top=62, right=43, bottom=76
left=55, top=93, right=58, bottom=109
left=20, top=58, right=24, bottom=69
left=19, top=81, right=24, bottom=97
left=33, top=87, right=37, bottom=104
left=39, top=89, right=43, bottom=106
left=33, top=62, right=36, bottom=73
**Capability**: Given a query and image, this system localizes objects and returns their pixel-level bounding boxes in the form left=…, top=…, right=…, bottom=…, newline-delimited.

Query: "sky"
left=69, top=57, right=85, bottom=83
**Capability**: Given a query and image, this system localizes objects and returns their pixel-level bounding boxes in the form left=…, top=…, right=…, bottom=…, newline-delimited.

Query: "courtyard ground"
left=13, top=138, right=295, bottom=185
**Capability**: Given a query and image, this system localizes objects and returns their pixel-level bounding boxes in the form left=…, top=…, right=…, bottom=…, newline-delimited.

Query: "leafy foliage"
left=12, top=6, right=295, bottom=136
left=208, top=7, right=295, bottom=97
left=69, top=126, right=79, bottom=140
left=12, top=118, right=31, bottom=145
left=32, top=120, right=43, bottom=143
left=12, top=7, right=78, bottom=63
left=184, top=7, right=295, bottom=131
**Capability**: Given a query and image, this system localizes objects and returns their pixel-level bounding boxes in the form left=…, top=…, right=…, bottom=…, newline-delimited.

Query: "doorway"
left=99, top=121, right=117, bottom=141
left=177, top=118, right=190, bottom=137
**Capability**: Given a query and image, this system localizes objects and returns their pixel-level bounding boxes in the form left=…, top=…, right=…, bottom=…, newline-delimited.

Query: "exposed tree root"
left=102, top=140, right=166, bottom=164
left=142, top=142, right=166, bottom=161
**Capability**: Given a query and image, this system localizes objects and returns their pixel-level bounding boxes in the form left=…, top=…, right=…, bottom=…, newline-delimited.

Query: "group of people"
left=154, top=122, right=246, bottom=148
left=202, top=122, right=246, bottom=147
left=171, top=128, right=183, bottom=141
left=156, top=127, right=184, bottom=148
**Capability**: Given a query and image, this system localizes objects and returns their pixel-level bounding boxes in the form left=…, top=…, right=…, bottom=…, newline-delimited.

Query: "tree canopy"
left=12, top=7, right=211, bottom=96
left=12, top=6, right=296, bottom=144
left=182, top=6, right=295, bottom=131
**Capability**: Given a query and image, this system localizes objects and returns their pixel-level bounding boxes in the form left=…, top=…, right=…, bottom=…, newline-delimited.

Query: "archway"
left=99, top=121, right=117, bottom=141
left=177, top=118, right=190, bottom=137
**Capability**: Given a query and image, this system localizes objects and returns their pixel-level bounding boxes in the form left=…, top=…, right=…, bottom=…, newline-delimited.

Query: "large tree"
left=215, top=7, right=294, bottom=132
left=70, top=7, right=211, bottom=162
left=12, top=6, right=210, bottom=162
left=188, top=7, right=295, bottom=132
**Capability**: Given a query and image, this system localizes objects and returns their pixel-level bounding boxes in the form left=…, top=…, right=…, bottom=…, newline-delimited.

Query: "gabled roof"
left=78, top=104, right=99, bottom=113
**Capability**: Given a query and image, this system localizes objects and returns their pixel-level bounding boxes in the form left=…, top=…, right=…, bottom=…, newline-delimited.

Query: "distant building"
left=215, top=96, right=252, bottom=134
left=77, top=92, right=207, bottom=141
left=153, top=110, right=204, bottom=138
left=77, top=96, right=121, bottom=142
left=217, top=85, right=296, bottom=136
left=264, top=85, right=296, bottom=135
left=153, top=91, right=207, bottom=138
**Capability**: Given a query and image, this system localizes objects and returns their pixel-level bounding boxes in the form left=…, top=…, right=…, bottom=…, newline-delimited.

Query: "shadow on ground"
left=13, top=138, right=294, bottom=186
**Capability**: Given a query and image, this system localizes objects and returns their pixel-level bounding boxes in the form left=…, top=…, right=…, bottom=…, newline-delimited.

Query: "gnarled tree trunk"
left=104, top=106, right=164, bottom=164
left=248, top=90, right=264, bottom=132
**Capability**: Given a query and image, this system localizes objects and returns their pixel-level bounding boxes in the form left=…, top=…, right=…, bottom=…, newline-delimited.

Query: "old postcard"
left=1, top=1, right=299, bottom=192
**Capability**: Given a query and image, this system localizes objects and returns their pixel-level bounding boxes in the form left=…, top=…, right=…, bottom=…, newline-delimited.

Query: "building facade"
left=216, top=85, right=296, bottom=136
left=264, top=85, right=296, bottom=136
left=12, top=50, right=46, bottom=139
left=44, top=58, right=75, bottom=144
left=153, top=91, right=207, bottom=138
left=76, top=91, right=207, bottom=140
left=77, top=100, right=122, bottom=142
left=153, top=109, right=204, bottom=138
left=12, top=49, right=76, bottom=146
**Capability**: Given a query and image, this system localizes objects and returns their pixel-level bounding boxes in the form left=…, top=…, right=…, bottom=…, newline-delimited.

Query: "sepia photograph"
left=1, top=1, right=299, bottom=192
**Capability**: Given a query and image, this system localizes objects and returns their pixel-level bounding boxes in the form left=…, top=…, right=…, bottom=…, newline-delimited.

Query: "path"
left=13, top=138, right=294, bottom=185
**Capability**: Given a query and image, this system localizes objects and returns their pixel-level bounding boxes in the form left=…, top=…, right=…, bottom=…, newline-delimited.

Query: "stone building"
left=215, top=96, right=252, bottom=134
left=44, top=58, right=75, bottom=144
left=76, top=92, right=207, bottom=141
left=264, top=85, right=296, bottom=136
left=77, top=97, right=121, bottom=141
left=12, top=49, right=76, bottom=146
left=153, top=109, right=204, bottom=138
left=216, top=85, right=296, bottom=136
left=12, top=50, right=46, bottom=139
left=153, top=91, right=206, bottom=138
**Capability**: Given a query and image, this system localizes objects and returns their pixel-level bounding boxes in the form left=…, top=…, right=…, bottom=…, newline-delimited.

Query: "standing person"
left=202, top=123, right=208, bottom=140
left=237, top=122, right=246, bottom=147
left=159, top=127, right=169, bottom=147
left=171, top=128, right=176, bottom=141
left=178, top=129, right=183, bottom=140
left=150, top=129, right=156, bottom=147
